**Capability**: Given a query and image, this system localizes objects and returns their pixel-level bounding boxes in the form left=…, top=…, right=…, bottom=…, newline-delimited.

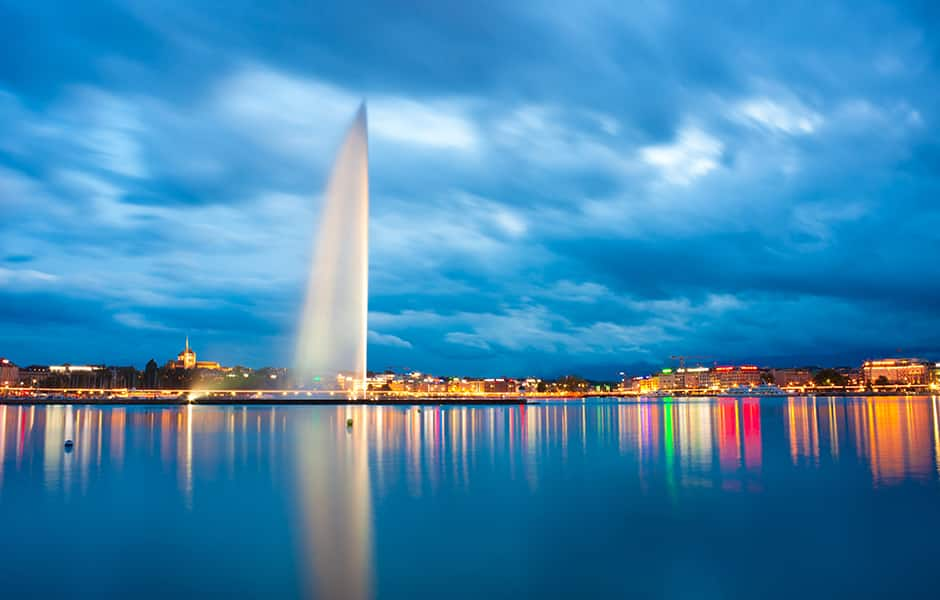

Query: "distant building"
left=658, top=369, right=680, bottom=389
left=367, top=372, right=395, bottom=390
left=143, top=359, right=159, bottom=388
left=676, top=367, right=713, bottom=390
left=0, top=358, right=18, bottom=387
left=836, top=367, right=862, bottom=386
left=483, top=378, right=514, bottom=394
left=771, top=368, right=812, bottom=387
left=166, top=337, right=222, bottom=370
left=49, top=364, right=104, bottom=387
left=42, top=365, right=124, bottom=387
left=177, top=337, right=197, bottom=368
left=448, top=378, right=485, bottom=394
left=15, top=364, right=138, bottom=389
left=713, top=365, right=761, bottom=389
left=631, top=375, right=660, bottom=393
left=522, top=378, right=542, bottom=392
left=862, top=359, right=929, bottom=386
left=18, top=365, right=50, bottom=386
left=655, top=365, right=762, bottom=391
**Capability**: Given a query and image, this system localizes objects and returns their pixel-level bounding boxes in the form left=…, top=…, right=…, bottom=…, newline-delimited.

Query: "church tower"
left=177, top=336, right=197, bottom=369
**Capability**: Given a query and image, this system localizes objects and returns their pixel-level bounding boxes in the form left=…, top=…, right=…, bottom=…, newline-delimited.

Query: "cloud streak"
left=1, top=0, right=939, bottom=375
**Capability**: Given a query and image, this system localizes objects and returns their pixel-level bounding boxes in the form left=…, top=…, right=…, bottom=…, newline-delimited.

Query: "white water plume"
left=295, top=104, right=369, bottom=395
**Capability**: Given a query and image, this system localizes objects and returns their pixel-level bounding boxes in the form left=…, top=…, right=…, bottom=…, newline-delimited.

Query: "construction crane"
left=669, top=355, right=715, bottom=370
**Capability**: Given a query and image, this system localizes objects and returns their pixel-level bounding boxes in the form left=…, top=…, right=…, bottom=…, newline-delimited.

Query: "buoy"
left=64, top=440, right=74, bottom=450
left=346, top=418, right=354, bottom=427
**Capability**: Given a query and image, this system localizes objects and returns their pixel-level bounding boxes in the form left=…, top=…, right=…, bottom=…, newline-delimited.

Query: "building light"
left=866, top=359, right=920, bottom=367
left=661, top=368, right=673, bottom=374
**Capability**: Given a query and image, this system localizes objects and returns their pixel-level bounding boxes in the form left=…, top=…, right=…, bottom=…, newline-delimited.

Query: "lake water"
left=1, top=397, right=939, bottom=598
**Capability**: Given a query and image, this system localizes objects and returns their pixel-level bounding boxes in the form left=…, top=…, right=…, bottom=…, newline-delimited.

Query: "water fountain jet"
left=295, top=104, right=369, bottom=397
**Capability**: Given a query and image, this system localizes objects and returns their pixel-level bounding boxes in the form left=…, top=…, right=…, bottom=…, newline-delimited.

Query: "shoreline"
left=0, top=391, right=936, bottom=406
left=0, top=396, right=529, bottom=406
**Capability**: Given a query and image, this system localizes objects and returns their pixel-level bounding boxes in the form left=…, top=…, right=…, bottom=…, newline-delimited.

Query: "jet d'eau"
left=295, top=104, right=370, bottom=396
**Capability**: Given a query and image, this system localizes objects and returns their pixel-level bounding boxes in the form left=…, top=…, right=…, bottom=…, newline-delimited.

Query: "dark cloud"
left=1, top=0, right=939, bottom=374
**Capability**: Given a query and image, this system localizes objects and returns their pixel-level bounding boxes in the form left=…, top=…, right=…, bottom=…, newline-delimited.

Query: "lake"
left=1, top=397, right=939, bottom=598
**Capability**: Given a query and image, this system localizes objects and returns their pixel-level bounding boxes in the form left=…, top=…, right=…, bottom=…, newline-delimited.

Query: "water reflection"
left=2, top=397, right=940, bottom=594
left=295, top=406, right=373, bottom=599
left=1, top=398, right=939, bottom=494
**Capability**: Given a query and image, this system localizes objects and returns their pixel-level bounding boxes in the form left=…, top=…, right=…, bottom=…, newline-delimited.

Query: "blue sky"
left=1, top=1, right=939, bottom=377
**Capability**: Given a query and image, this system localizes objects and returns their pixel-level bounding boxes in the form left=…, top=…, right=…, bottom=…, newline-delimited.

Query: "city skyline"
left=3, top=2, right=940, bottom=376
left=3, top=335, right=939, bottom=395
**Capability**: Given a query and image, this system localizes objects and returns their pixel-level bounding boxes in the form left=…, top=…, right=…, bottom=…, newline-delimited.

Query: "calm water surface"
left=2, top=397, right=940, bottom=598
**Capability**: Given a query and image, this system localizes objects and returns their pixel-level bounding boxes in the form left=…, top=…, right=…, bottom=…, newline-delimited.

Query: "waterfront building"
left=377, top=372, right=450, bottom=393
left=366, top=372, right=395, bottom=391
left=16, top=364, right=137, bottom=389
left=659, top=369, right=680, bottom=389
left=770, top=368, right=812, bottom=387
left=404, top=375, right=447, bottom=393
left=658, top=367, right=713, bottom=390
left=632, top=375, right=660, bottom=393
left=428, top=378, right=448, bottom=393
left=522, top=377, right=542, bottom=392
left=446, top=378, right=482, bottom=394
left=49, top=364, right=104, bottom=387
left=713, top=365, right=761, bottom=389
left=463, top=379, right=487, bottom=394
left=483, top=378, right=514, bottom=393
left=862, top=358, right=929, bottom=386
left=654, top=365, right=764, bottom=392
left=676, top=366, right=713, bottom=390
left=0, top=358, right=18, bottom=387
left=18, top=364, right=50, bottom=386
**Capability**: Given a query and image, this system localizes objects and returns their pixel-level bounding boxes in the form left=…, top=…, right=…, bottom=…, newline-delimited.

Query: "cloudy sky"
left=2, top=1, right=939, bottom=377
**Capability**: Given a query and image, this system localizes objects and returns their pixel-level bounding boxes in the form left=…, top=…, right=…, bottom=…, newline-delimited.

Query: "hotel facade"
left=862, top=358, right=930, bottom=386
